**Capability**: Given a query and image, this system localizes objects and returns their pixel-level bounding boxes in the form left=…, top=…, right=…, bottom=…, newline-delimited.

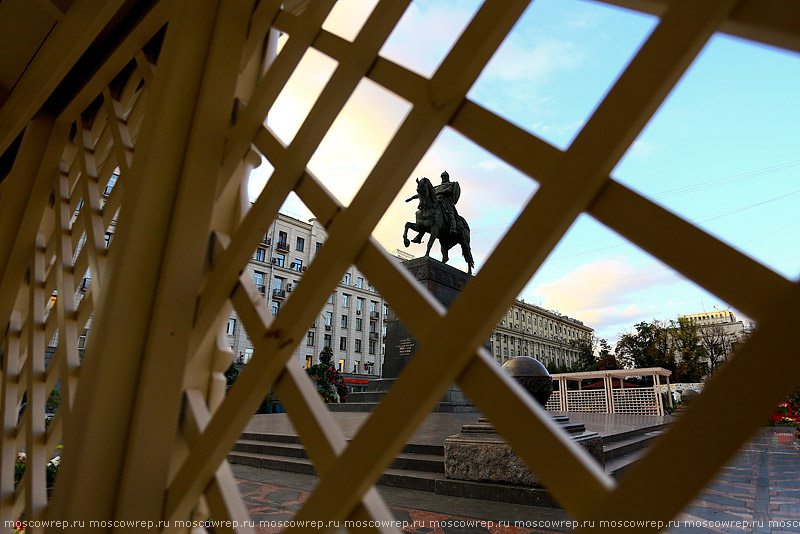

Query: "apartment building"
left=490, top=300, right=593, bottom=368
left=227, top=213, right=388, bottom=377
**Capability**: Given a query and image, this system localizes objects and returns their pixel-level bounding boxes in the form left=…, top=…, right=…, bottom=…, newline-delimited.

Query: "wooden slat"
left=0, top=0, right=126, bottom=155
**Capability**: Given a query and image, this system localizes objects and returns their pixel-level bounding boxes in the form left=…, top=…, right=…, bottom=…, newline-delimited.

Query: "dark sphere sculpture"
left=501, top=356, right=553, bottom=406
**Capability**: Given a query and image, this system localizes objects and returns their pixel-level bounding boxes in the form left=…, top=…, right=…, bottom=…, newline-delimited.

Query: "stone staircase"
left=228, top=422, right=668, bottom=507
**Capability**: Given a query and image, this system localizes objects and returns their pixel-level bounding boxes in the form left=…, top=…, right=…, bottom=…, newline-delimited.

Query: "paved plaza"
left=233, top=426, right=800, bottom=533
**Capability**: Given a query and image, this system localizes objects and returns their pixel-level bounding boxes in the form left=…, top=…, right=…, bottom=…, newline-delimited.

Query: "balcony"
left=272, top=289, right=286, bottom=300
left=276, top=241, right=290, bottom=252
left=370, top=311, right=380, bottom=320
left=369, top=332, right=379, bottom=340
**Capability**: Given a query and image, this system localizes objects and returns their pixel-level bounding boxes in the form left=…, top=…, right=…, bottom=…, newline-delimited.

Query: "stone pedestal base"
left=444, top=417, right=604, bottom=487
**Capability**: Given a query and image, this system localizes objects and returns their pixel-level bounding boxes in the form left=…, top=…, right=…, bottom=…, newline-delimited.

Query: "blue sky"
left=251, top=0, right=800, bottom=344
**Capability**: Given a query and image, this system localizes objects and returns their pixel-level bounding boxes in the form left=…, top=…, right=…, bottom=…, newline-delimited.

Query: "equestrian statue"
left=403, top=171, right=475, bottom=274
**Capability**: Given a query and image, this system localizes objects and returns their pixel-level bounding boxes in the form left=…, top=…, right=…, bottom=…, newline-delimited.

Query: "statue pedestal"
left=332, top=257, right=476, bottom=412
left=444, top=417, right=604, bottom=487
left=382, top=256, right=471, bottom=378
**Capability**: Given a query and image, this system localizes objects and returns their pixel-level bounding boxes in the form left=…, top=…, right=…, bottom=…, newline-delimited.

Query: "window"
left=356, top=298, right=363, bottom=311
left=370, top=300, right=377, bottom=313
left=307, top=331, right=314, bottom=346
left=509, top=310, right=512, bottom=318
left=305, top=355, right=312, bottom=368
left=273, top=277, right=283, bottom=290
left=275, top=253, right=285, bottom=267
left=291, top=259, right=302, bottom=271
left=255, top=247, right=266, bottom=262
left=324, top=334, right=331, bottom=348
left=271, top=301, right=280, bottom=315
left=104, top=232, right=112, bottom=248
left=370, top=321, right=376, bottom=334
left=355, top=339, right=361, bottom=353
left=278, top=231, right=287, bottom=246
left=328, top=293, right=334, bottom=304
left=226, top=318, right=236, bottom=335
left=340, top=337, right=347, bottom=350
left=369, top=340, right=376, bottom=355
left=342, top=294, right=349, bottom=307
left=315, top=241, right=322, bottom=254
left=369, top=284, right=375, bottom=292
left=515, top=311, right=519, bottom=320
left=104, top=173, right=118, bottom=196
left=296, top=236, right=304, bottom=251
left=355, top=318, right=362, bottom=331
left=253, top=271, right=264, bottom=288
left=325, top=311, right=332, bottom=326
left=356, top=277, right=363, bottom=288
left=383, top=303, right=388, bottom=316
left=353, top=360, right=360, bottom=373
left=382, top=325, right=386, bottom=336
left=243, top=348, right=254, bottom=364
left=341, top=315, right=347, bottom=328
left=344, top=272, right=351, bottom=285
left=338, top=359, right=344, bottom=372
left=262, top=232, right=269, bottom=245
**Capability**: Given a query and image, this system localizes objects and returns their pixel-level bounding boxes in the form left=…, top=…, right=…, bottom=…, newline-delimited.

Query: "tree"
left=698, top=323, right=737, bottom=374
left=595, top=338, right=619, bottom=370
left=670, top=318, right=707, bottom=382
left=306, top=346, right=348, bottom=403
left=615, top=321, right=675, bottom=371
left=571, top=335, right=619, bottom=372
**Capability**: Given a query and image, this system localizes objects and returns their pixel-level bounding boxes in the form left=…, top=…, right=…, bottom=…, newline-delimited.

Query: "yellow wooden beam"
left=0, top=0, right=126, bottom=156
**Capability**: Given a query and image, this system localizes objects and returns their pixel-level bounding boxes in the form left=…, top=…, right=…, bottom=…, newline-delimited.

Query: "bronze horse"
left=403, top=177, right=475, bottom=274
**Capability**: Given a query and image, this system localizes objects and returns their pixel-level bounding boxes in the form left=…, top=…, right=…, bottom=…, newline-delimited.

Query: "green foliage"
left=224, top=363, right=239, bottom=386
left=786, top=385, right=800, bottom=407
left=306, top=347, right=348, bottom=403
left=615, top=319, right=706, bottom=382
left=46, top=387, right=60, bottom=413
left=15, top=445, right=61, bottom=489
left=570, top=336, right=619, bottom=372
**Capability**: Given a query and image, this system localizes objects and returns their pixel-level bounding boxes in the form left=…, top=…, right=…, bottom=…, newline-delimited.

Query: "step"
left=604, top=448, right=647, bottom=479
left=601, top=423, right=671, bottom=445
left=238, top=432, right=443, bottom=456
left=230, top=447, right=444, bottom=474
left=603, top=431, right=663, bottom=461
left=326, top=402, right=476, bottom=413
left=233, top=452, right=563, bottom=509
left=233, top=439, right=308, bottom=459
left=240, top=432, right=301, bottom=444
left=230, top=451, right=317, bottom=476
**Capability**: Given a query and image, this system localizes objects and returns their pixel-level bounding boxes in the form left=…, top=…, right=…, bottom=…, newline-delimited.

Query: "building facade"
left=227, top=213, right=388, bottom=378
left=679, top=309, right=748, bottom=370
left=490, top=300, right=593, bottom=368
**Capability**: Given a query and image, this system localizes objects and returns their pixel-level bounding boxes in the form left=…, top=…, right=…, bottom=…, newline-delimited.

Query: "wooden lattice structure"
left=0, top=0, right=798, bottom=532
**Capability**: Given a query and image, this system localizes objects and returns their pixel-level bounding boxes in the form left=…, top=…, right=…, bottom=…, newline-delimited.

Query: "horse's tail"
left=459, top=217, right=474, bottom=272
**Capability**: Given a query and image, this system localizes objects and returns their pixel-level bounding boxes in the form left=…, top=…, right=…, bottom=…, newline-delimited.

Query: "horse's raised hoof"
left=403, top=238, right=410, bottom=247
left=411, top=236, right=423, bottom=244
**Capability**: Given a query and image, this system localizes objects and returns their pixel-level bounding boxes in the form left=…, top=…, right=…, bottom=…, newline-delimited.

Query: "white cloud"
left=527, top=258, right=682, bottom=336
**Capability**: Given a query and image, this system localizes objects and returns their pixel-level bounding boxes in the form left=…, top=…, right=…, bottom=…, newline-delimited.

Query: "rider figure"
left=434, top=171, right=459, bottom=234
